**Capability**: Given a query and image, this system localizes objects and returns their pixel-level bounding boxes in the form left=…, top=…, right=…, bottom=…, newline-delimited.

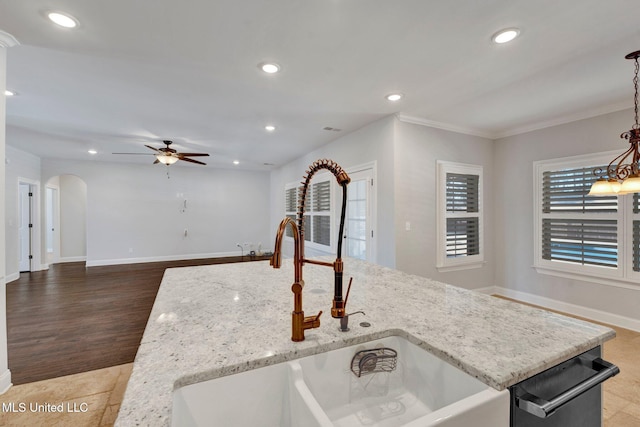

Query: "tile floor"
left=0, top=363, right=131, bottom=426
left=0, top=309, right=637, bottom=426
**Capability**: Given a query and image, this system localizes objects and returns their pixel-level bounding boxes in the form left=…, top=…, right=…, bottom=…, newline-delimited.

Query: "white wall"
left=4, top=146, right=41, bottom=279
left=394, top=120, right=495, bottom=289
left=269, top=115, right=396, bottom=268
left=59, top=175, right=86, bottom=261
left=494, top=109, right=639, bottom=322
left=42, top=159, right=271, bottom=266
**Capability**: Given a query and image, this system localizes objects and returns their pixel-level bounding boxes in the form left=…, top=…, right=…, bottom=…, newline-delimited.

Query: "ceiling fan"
left=113, top=140, right=210, bottom=165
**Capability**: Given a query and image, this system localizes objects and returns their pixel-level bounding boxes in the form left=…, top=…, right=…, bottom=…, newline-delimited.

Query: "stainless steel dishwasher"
left=510, top=346, right=619, bottom=427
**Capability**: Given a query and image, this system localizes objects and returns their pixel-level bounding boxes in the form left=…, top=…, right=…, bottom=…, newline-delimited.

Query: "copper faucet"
left=270, top=159, right=352, bottom=342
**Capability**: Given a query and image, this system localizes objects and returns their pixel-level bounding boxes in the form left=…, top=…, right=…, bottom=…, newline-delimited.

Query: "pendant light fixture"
left=589, top=50, right=640, bottom=196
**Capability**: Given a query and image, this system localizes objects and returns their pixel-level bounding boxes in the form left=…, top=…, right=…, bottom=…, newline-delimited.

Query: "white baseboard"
left=85, top=251, right=248, bottom=267
left=4, top=273, right=19, bottom=284
left=0, top=369, right=11, bottom=395
left=487, top=286, right=640, bottom=333
left=58, top=256, right=87, bottom=264
left=472, top=285, right=497, bottom=294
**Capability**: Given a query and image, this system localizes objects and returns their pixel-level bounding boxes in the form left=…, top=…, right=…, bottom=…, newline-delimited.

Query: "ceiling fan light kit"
left=156, top=154, right=179, bottom=165
left=113, top=140, right=209, bottom=166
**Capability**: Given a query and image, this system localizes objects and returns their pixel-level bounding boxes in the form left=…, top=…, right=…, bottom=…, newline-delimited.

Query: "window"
left=534, top=152, right=640, bottom=287
left=284, top=176, right=333, bottom=250
left=436, top=161, right=484, bottom=271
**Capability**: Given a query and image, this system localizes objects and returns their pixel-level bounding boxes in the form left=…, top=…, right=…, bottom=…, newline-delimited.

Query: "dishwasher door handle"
left=516, top=357, right=619, bottom=419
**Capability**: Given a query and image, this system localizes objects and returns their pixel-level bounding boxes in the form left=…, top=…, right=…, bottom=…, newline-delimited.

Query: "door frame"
left=344, top=161, right=377, bottom=264
left=45, top=184, right=61, bottom=266
left=16, top=178, right=42, bottom=273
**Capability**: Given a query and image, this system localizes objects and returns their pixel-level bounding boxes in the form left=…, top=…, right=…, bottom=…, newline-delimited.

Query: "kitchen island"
left=115, top=258, right=615, bottom=426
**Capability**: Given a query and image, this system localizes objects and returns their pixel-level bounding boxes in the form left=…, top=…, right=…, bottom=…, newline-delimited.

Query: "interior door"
left=344, top=169, right=375, bottom=262
left=19, top=183, right=32, bottom=272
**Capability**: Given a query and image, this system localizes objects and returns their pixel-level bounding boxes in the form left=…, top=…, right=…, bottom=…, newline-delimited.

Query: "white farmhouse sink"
left=172, top=335, right=509, bottom=427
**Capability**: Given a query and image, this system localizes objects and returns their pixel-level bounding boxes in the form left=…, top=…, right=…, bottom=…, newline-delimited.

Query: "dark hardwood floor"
left=6, top=256, right=269, bottom=385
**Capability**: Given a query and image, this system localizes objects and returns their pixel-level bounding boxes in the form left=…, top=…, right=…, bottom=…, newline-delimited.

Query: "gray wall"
left=59, top=174, right=86, bottom=261
left=394, top=120, right=495, bottom=289
left=494, top=108, right=639, bottom=320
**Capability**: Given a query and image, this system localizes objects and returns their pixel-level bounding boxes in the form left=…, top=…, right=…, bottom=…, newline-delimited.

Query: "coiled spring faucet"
left=270, top=159, right=352, bottom=342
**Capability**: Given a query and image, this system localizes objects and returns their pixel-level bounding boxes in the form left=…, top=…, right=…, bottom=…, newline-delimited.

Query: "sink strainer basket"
left=350, top=347, right=398, bottom=377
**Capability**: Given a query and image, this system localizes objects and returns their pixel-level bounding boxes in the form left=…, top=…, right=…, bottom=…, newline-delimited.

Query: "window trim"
left=436, top=160, right=484, bottom=272
left=533, top=151, right=640, bottom=290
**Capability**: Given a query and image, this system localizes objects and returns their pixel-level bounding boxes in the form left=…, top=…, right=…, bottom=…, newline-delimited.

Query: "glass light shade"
left=156, top=154, right=179, bottom=165
left=588, top=178, right=618, bottom=196
left=618, top=175, right=640, bottom=194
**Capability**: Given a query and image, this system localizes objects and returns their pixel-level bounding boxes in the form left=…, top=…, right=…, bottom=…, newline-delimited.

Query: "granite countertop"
left=115, top=258, right=615, bottom=426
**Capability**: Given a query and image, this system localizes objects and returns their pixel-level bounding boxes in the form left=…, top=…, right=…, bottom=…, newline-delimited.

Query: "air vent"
left=323, top=127, right=342, bottom=132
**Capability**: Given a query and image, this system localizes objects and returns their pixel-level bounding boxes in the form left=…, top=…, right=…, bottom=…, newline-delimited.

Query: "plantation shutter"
left=632, top=193, right=639, bottom=272
left=634, top=221, right=640, bottom=272
left=446, top=173, right=479, bottom=212
left=542, top=167, right=617, bottom=213
left=540, top=165, right=619, bottom=269
left=446, top=218, right=479, bottom=257
left=445, top=172, right=480, bottom=258
left=541, top=219, right=618, bottom=268
left=284, top=187, right=298, bottom=238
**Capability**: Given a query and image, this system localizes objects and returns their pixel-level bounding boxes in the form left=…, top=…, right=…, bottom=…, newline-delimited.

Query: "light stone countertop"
left=115, top=258, right=615, bottom=426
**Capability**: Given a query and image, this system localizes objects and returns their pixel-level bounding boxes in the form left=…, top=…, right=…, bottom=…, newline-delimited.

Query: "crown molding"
left=395, top=114, right=495, bottom=139
left=0, top=31, right=19, bottom=48
left=491, top=100, right=632, bottom=139
left=397, top=100, right=633, bottom=141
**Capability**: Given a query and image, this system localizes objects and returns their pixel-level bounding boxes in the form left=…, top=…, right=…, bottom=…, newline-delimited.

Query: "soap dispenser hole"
left=359, top=321, right=371, bottom=327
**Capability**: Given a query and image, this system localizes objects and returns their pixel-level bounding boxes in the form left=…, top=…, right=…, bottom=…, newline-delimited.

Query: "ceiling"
left=1, top=0, right=640, bottom=170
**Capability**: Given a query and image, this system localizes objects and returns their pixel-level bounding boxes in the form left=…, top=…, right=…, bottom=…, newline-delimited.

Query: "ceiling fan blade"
left=153, top=159, right=160, bottom=164
left=178, top=153, right=209, bottom=157
left=145, top=144, right=161, bottom=153
left=179, top=157, right=207, bottom=165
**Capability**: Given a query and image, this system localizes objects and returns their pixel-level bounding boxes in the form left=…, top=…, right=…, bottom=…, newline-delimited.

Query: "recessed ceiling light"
left=259, top=63, right=281, bottom=74
left=386, top=93, right=403, bottom=102
left=233, top=160, right=240, bottom=165
left=492, top=28, right=520, bottom=44
left=265, top=125, right=276, bottom=132
left=88, top=149, right=97, bottom=155
left=47, top=11, right=79, bottom=28
left=4, top=90, right=15, bottom=96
